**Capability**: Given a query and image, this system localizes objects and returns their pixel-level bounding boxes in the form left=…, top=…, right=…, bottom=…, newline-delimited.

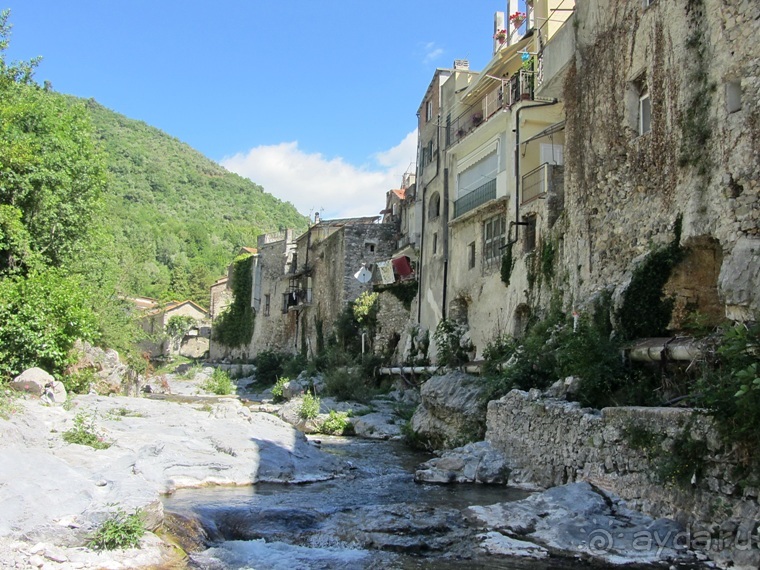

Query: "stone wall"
left=558, top=0, right=760, bottom=321
left=487, top=390, right=759, bottom=567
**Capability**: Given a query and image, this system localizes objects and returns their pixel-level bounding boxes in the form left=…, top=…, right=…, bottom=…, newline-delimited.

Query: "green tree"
left=0, top=269, right=99, bottom=378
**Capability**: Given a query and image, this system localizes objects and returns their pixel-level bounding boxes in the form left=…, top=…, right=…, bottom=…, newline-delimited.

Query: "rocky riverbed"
left=0, top=363, right=712, bottom=569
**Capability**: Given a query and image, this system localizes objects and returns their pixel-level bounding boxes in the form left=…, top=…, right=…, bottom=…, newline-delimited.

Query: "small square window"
left=365, top=242, right=376, bottom=253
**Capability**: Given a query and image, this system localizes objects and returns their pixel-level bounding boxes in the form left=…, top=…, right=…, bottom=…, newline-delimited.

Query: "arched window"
left=428, top=192, right=441, bottom=219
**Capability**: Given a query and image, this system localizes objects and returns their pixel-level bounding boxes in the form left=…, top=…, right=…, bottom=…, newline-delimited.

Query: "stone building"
left=540, top=0, right=760, bottom=326
left=210, top=218, right=407, bottom=361
left=409, top=0, right=758, bottom=363
left=140, top=300, right=211, bottom=359
left=415, top=0, right=574, bottom=360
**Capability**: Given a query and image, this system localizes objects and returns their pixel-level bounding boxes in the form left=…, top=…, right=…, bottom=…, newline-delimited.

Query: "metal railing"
left=521, top=163, right=563, bottom=204
left=447, top=70, right=537, bottom=147
left=454, top=178, right=497, bottom=218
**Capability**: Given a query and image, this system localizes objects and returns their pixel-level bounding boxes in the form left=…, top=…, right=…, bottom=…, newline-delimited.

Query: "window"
left=428, top=192, right=441, bottom=219
left=432, top=232, right=438, bottom=254
left=264, top=294, right=270, bottom=316
left=426, top=100, right=433, bottom=122
left=365, top=241, right=376, bottom=253
left=540, top=143, right=564, bottom=165
left=523, top=215, right=537, bottom=254
left=639, top=87, right=651, bottom=135
left=726, top=81, right=742, bottom=113
left=483, top=215, right=506, bottom=263
left=468, top=242, right=476, bottom=269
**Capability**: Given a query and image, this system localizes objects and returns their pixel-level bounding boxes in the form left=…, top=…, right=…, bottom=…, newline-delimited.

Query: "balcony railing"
left=454, top=178, right=497, bottom=218
left=521, top=163, right=563, bottom=204
left=448, top=70, right=537, bottom=147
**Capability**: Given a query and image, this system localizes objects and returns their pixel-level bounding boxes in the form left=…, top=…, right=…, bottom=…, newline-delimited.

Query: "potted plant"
left=493, top=28, right=507, bottom=44
left=472, top=112, right=483, bottom=126
left=509, top=12, right=526, bottom=27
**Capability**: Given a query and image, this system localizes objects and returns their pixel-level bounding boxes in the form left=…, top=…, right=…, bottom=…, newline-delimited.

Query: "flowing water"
left=163, top=437, right=600, bottom=569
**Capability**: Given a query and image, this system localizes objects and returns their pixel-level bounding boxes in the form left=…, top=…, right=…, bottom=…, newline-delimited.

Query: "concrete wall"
left=487, top=390, right=759, bottom=568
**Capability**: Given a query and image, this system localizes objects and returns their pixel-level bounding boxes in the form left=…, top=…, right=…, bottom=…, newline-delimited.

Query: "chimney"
left=314, top=211, right=320, bottom=225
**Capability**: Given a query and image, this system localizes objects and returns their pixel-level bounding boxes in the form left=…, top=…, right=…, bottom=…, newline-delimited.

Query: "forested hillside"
left=84, top=99, right=308, bottom=305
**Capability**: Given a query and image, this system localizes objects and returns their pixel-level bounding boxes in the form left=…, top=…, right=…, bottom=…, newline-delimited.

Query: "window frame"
left=483, top=215, right=506, bottom=264
left=638, top=88, right=651, bottom=135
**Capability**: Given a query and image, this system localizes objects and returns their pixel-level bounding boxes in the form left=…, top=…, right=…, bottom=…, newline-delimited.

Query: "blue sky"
left=4, top=1, right=517, bottom=218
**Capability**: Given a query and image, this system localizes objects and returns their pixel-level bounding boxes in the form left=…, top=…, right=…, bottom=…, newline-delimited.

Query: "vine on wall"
left=212, top=253, right=254, bottom=347
left=679, top=0, right=714, bottom=176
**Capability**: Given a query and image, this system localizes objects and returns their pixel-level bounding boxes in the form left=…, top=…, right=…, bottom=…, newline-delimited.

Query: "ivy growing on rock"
left=616, top=215, right=684, bottom=341
left=212, top=253, right=254, bottom=347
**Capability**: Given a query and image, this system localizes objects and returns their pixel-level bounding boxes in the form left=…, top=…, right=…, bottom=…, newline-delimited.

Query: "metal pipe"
left=510, top=98, right=559, bottom=245
left=625, top=337, right=703, bottom=362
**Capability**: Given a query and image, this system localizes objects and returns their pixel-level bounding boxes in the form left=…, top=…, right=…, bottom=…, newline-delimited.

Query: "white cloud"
left=422, top=41, right=444, bottom=64
left=220, top=132, right=417, bottom=220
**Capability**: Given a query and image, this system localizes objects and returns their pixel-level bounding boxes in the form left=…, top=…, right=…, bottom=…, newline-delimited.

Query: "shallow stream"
left=163, top=437, right=597, bottom=569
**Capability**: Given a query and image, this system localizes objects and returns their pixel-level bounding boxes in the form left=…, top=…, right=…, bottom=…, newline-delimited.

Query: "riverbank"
left=0, top=392, right=345, bottom=569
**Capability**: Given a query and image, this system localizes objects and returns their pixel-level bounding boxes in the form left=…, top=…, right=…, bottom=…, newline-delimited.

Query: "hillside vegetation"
left=84, top=98, right=308, bottom=305
left=0, top=9, right=306, bottom=379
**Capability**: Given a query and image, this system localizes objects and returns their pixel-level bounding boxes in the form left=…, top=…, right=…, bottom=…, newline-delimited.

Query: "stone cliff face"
left=486, top=389, right=760, bottom=569
left=559, top=0, right=760, bottom=322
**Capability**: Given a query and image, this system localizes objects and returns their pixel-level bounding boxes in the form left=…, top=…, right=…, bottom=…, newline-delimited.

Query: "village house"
left=544, top=0, right=759, bottom=328
left=140, top=299, right=211, bottom=359
left=209, top=216, right=412, bottom=362
left=415, top=0, right=574, bottom=360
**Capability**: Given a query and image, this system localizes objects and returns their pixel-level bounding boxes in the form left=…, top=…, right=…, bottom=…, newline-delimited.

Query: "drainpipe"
left=442, top=167, right=449, bottom=320
left=417, top=186, right=426, bottom=324
left=509, top=99, right=558, bottom=244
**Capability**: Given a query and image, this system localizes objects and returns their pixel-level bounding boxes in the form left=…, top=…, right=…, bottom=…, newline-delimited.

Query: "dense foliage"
left=212, top=253, right=255, bottom=347
left=0, top=11, right=112, bottom=379
left=84, top=100, right=307, bottom=304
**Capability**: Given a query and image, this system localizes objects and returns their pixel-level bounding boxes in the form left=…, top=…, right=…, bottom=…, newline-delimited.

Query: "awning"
left=392, top=256, right=414, bottom=279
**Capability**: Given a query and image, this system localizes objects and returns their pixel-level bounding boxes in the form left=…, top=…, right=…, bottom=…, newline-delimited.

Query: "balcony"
left=454, top=178, right=497, bottom=218
left=521, top=163, right=564, bottom=204
left=448, top=70, right=537, bottom=146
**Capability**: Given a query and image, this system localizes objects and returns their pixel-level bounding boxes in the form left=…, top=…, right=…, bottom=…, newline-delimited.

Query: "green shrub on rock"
left=88, top=508, right=144, bottom=550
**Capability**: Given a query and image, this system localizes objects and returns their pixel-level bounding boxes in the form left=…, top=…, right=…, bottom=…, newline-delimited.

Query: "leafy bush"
left=202, top=368, right=234, bottom=395
left=282, top=353, right=308, bottom=379
left=0, top=269, right=99, bottom=380
left=353, top=291, right=379, bottom=332
left=63, top=412, right=111, bottom=449
left=254, top=350, right=287, bottom=385
left=63, top=368, right=96, bottom=394
left=271, top=377, right=289, bottom=403
left=88, top=508, right=144, bottom=550
left=324, top=367, right=362, bottom=401
left=319, top=410, right=354, bottom=435
left=299, top=392, right=321, bottom=420
left=695, top=321, right=760, bottom=475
